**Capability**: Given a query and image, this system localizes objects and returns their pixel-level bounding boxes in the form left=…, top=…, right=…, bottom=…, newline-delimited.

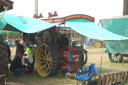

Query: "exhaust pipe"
left=33, top=0, right=38, bottom=18
left=123, top=0, right=128, bottom=15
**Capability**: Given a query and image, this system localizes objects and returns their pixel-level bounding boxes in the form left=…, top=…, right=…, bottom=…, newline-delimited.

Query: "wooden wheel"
left=108, top=53, right=123, bottom=63
left=94, top=42, right=101, bottom=48
left=35, top=42, right=57, bottom=77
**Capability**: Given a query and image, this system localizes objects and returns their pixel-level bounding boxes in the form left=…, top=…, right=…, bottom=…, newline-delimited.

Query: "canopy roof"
left=0, top=13, right=58, bottom=33
left=0, top=13, right=128, bottom=41
left=65, top=19, right=128, bottom=40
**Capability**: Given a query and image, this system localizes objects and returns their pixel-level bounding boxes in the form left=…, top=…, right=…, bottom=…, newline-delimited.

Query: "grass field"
left=7, top=47, right=128, bottom=85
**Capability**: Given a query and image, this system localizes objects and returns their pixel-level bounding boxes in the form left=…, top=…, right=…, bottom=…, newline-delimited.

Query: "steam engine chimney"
left=123, top=0, right=128, bottom=15
left=33, top=0, right=38, bottom=18
left=33, top=0, right=43, bottom=18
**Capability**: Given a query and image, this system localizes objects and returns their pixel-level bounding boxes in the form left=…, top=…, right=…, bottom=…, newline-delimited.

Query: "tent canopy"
left=0, top=13, right=59, bottom=33
left=0, top=13, right=128, bottom=41
left=65, top=19, right=128, bottom=40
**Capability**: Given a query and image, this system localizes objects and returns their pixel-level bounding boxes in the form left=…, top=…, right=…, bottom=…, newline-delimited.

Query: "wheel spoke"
left=46, top=67, right=49, bottom=73
left=38, top=57, right=45, bottom=60
left=45, top=46, right=47, bottom=55
left=39, top=48, right=45, bottom=57
left=46, top=52, right=50, bottom=58
left=45, top=63, right=50, bottom=73
left=41, top=52, right=45, bottom=57
left=42, top=49, right=45, bottom=55
left=47, top=58, right=52, bottom=62
left=40, top=64, right=46, bottom=70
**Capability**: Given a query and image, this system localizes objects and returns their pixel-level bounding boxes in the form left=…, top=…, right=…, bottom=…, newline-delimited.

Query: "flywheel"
left=42, top=30, right=53, bottom=43
left=35, top=42, right=57, bottom=77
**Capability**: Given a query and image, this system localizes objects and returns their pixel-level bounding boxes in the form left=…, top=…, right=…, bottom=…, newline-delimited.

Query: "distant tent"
left=0, top=30, right=20, bottom=41
left=1, top=31, right=20, bottom=35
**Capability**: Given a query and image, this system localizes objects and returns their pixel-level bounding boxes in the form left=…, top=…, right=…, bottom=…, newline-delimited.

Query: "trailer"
left=100, top=16, right=128, bottom=63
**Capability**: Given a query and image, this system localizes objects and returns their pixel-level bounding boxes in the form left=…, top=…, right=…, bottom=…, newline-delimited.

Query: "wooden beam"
left=106, top=74, right=110, bottom=85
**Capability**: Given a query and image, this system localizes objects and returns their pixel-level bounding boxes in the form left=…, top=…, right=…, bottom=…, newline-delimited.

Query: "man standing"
left=15, top=40, right=24, bottom=58
left=10, top=40, right=25, bottom=76
left=5, top=42, right=11, bottom=63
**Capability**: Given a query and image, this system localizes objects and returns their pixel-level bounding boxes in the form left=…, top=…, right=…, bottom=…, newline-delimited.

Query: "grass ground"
left=7, top=47, right=128, bottom=85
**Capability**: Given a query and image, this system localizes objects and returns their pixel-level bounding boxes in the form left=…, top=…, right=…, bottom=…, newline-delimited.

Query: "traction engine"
left=23, top=26, right=87, bottom=77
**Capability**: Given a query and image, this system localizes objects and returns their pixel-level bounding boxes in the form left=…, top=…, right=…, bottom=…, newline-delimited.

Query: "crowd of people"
left=6, top=40, right=34, bottom=76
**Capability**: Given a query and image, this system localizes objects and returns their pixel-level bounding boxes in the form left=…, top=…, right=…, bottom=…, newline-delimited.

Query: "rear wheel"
left=35, top=42, right=57, bottom=77
left=0, top=35, right=8, bottom=75
left=108, top=53, right=123, bottom=63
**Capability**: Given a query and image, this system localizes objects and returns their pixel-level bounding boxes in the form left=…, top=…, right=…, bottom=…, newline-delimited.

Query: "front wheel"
left=108, top=53, right=123, bottom=63
left=35, top=42, right=57, bottom=77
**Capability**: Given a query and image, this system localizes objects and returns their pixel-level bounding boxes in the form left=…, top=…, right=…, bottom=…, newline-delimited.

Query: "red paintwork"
left=70, top=50, right=81, bottom=71
left=42, top=14, right=95, bottom=23
left=56, top=46, right=83, bottom=72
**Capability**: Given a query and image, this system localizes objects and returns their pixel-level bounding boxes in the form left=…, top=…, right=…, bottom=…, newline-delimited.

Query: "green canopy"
left=100, top=17, right=128, bottom=54
left=65, top=19, right=128, bottom=41
left=0, top=13, right=59, bottom=33
left=0, top=13, right=128, bottom=41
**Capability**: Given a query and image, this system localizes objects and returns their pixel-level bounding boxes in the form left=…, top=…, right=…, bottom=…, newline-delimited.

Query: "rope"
left=0, top=7, right=8, bottom=20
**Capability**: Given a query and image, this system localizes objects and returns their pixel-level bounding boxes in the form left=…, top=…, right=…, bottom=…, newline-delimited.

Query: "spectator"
left=15, top=40, right=24, bottom=58
left=10, top=40, right=25, bottom=76
left=8, top=40, right=12, bottom=48
left=22, top=43, right=34, bottom=73
left=10, top=53, right=24, bottom=76
left=5, top=42, right=11, bottom=63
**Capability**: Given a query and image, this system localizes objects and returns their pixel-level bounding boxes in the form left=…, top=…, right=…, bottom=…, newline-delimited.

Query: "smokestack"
left=123, top=0, right=128, bottom=15
left=33, top=0, right=38, bottom=18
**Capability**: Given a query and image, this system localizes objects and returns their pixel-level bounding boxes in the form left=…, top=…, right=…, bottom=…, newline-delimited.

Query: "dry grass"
left=7, top=47, right=128, bottom=85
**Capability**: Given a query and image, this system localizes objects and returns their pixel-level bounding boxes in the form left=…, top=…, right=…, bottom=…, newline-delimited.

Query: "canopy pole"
left=0, top=7, right=8, bottom=20
left=100, top=45, right=104, bottom=74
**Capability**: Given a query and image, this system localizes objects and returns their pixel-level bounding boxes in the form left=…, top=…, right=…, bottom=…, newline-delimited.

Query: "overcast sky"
left=7, top=0, right=123, bottom=23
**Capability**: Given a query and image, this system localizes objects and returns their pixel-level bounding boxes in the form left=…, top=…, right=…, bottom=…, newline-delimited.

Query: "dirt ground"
left=7, top=47, right=128, bottom=85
